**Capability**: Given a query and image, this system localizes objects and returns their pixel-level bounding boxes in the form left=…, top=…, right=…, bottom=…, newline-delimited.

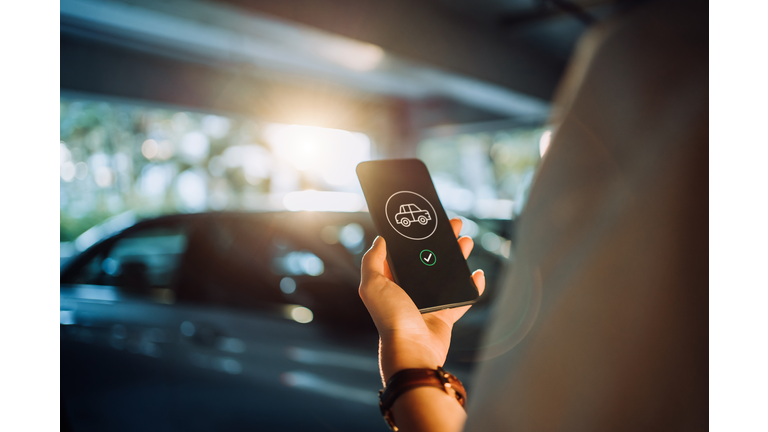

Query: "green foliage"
left=60, top=210, right=114, bottom=242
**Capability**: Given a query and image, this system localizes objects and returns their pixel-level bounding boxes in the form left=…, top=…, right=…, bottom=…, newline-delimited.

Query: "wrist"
left=379, top=366, right=468, bottom=432
left=379, top=334, right=443, bottom=383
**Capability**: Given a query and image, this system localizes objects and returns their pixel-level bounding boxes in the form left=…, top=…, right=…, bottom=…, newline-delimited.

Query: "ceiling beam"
left=61, top=0, right=554, bottom=117
left=215, top=0, right=563, bottom=100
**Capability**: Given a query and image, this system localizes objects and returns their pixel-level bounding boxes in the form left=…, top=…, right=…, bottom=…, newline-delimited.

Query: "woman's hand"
left=359, top=218, right=486, bottom=383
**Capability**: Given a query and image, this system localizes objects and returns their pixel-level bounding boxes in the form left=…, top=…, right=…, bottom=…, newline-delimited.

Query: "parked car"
left=60, top=211, right=507, bottom=431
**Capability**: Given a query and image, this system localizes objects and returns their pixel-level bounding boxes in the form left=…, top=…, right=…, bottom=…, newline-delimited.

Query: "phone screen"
left=356, top=159, right=479, bottom=313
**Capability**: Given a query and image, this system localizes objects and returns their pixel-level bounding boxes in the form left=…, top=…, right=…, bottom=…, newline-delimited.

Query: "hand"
left=359, top=218, right=486, bottom=383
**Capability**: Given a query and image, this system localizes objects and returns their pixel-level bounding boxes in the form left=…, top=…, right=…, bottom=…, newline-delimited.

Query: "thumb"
left=361, top=236, right=387, bottom=282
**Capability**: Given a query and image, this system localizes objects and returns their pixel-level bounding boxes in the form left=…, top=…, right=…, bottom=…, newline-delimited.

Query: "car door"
left=60, top=221, right=190, bottom=431
left=166, top=213, right=388, bottom=431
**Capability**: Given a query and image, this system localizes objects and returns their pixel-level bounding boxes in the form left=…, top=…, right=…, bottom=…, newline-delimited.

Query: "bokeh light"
left=94, top=167, right=114, bottom=188
left=74, top=162, right=88, bottom=180
left=175, top=169, right=207, bottom=212
left=539, top=130, right=552, bottom=157
left=59, top=97, right=374, bottom=246
left=142, top=139, right=158, bottom=159
left=265, top=124, right=370, bottom=189
left=280, top=277, right=297, bottom=294
left=316, top=39, right=385, bottom=71
left=418, top=126, right=545, bottom=219
left=289, top=306, right=314, bottom=324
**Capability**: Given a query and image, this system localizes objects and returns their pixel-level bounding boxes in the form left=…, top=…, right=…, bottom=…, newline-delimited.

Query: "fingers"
left=450, top=218, right=462, bottom=238
left=361, top=236, right=387, bottom=282
left=452, top=218, right=475, bottom=260
left=361, top=228, right=479, bottom=299
left=426, top=269, right=486, bottom=325
left=472, top=269, right=486, bottom=296
left=458, top=236, right=474, bottom=259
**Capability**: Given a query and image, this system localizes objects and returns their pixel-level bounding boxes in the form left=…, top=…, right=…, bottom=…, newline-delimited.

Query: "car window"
left=66, top=226, right=188, bottom=301
left=170, top=214, right=376, bottom=326
left=68, top=250, right=104, bottom=286
left=174, top=216, right=281, bottom=309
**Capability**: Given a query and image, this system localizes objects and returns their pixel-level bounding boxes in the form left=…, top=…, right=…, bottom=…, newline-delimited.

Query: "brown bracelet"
left=378, top=366, right=467, bottom=431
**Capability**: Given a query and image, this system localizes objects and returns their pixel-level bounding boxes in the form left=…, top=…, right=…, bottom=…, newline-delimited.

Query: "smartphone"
left=356, top=159, right=479, bottom=313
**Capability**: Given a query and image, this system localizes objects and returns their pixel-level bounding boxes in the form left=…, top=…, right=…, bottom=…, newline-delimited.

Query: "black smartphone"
left=356, top=159, right=479, bottom=313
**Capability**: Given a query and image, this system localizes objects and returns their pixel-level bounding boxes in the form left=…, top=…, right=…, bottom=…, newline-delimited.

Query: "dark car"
left=60, top=211, right=506, bottom=431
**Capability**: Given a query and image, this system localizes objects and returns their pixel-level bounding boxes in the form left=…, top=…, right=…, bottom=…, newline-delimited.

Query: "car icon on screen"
left=395, top=204, right=432, bottom=227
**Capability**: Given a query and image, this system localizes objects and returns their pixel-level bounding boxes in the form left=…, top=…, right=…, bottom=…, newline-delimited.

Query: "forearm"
left=358, top=233, right=483, bottom=432
left=379, top=335, right=442, bottom=384
left=379, top=335, right=466, bottom=432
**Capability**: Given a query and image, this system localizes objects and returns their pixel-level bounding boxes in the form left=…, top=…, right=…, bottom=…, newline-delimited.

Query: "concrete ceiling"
left=60, top=0, right=621, bottom=130
left=211, top=0, right=618, bottom=95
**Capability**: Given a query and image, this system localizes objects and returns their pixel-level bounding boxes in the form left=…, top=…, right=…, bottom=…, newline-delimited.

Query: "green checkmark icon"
left=420, top=249, right=436, bottom=266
